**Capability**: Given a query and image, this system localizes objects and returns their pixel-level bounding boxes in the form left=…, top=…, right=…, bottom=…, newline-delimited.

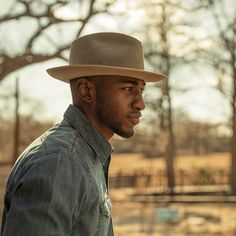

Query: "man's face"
left=93, top=75, right=146, bottom=139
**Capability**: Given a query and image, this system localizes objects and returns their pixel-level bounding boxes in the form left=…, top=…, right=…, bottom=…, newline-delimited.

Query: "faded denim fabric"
left=1, top=105, right=114, bottom=236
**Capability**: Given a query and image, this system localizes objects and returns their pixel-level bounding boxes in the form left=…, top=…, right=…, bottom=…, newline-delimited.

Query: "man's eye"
left=122, top=87, right=133, bottom=92
left=121, top=87, right=145, bottom=94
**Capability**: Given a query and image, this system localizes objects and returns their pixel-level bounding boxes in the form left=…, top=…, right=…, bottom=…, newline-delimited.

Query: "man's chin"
left=116, top=130, right=134, bottom=139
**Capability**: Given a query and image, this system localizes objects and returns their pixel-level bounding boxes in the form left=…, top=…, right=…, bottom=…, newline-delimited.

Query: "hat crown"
left=69, top=32, right=144, bottom=70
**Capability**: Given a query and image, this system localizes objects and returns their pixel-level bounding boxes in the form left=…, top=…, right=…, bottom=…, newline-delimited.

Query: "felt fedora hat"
left=47, top=32, right=166, bottom=83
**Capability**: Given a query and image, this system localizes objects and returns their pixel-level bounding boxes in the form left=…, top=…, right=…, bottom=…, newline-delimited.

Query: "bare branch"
left=0, top=0, right=117, bottom=82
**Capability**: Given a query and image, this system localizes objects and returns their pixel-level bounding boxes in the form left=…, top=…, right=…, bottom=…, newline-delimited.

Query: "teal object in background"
left=155, top=208, right=179, bottom=222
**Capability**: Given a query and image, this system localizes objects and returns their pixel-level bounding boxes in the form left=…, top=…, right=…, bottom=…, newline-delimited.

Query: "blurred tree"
left=0, top=0, right=116, bottom=81
left=137, top=0, right=197, bottom=193
left=12, top=77, right=20, bottom=164
left=0, top=0, right=117, bottom=165
left=0, top=120, right=13, bottom=164
left=0, top=77, right=54, bottom=164
left=174, top=110, right=230, bottom=154
left=193, top=0, right=236, bottom=194
left=0, top=115, right=53, bottom=163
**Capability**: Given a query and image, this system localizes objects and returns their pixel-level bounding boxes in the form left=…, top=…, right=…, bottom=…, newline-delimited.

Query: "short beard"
left=95, top=97, right=134, bottom=138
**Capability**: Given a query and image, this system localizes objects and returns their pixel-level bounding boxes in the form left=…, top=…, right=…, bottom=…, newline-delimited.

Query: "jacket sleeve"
left=2, top=153, right=89, bottom=236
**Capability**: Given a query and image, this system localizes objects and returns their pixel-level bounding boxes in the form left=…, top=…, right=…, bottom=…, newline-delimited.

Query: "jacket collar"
left=63, top=105, right=114, bottom=165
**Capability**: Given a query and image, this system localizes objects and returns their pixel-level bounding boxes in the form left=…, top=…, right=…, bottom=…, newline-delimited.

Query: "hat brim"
left=46, top=65, right=166, bottom=83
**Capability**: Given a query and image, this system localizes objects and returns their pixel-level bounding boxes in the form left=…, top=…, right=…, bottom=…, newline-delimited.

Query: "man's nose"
left=133, top=92, right=145, bottom=111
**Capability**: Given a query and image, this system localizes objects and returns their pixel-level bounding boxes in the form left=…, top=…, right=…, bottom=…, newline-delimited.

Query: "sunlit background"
left=0, top=0, right=236, bottom=235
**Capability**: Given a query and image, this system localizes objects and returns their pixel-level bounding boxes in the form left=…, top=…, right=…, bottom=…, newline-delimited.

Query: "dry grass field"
left=1, top=152, right=236, bottom=235
left=110, top=153, right=231, bottom=176
left=109, top=153, right=236, bottom=235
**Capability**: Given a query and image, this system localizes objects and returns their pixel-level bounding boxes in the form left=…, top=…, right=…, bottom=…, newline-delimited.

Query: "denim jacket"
left=1, top=105, right=114, bottom=236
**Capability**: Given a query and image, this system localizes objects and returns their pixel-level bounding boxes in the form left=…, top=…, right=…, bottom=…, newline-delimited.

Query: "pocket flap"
left=100, top=198, right=112, bottom=217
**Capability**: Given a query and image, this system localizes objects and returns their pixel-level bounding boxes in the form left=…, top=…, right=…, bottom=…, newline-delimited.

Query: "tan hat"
left=47, top=32, right=166, bottom=83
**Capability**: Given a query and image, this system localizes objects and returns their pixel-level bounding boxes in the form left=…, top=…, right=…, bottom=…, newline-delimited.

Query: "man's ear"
left=75, top=78, right=95, bottom=103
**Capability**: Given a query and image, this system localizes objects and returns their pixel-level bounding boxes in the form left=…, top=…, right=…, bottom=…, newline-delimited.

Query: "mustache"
left=127, top=110, right=142, bottom=118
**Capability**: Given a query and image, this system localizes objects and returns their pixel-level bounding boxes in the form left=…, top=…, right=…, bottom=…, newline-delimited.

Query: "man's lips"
left=127, top=112, right=142, bottom=125
left=129, top=117, right=140, bottom=125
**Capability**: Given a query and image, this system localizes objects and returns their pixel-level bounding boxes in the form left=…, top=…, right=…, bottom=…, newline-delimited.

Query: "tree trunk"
left=230, top=66, right=236, bottom=194
left=230, top=114, right=236, bottom=194
left=164, top=78, right=176, bottom=194
left=12, top=77, right=20, bottom=165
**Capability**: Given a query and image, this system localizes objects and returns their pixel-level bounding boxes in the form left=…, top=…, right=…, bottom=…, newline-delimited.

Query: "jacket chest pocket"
left=96, top=197, right=112, bottom=235
left=100, top=198, right=112, bottom=217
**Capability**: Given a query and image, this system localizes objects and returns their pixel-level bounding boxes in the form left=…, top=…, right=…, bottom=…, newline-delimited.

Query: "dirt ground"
left=110, top=188, right=236, bottom=236
left=1, top=153, right=236, bottom=235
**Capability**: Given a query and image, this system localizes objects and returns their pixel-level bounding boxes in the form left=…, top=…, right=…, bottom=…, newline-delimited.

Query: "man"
left=1, top=32, right=165, bottom=236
